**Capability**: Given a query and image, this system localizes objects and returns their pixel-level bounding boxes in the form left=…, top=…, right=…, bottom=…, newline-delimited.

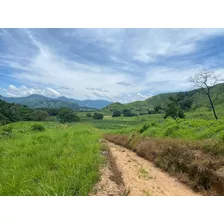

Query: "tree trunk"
left=208, top=94, right=218, bottom=120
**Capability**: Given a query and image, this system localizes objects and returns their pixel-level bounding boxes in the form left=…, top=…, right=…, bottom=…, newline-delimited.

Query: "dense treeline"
left=0, top=99, right=35, bottom=125
left=0, top=99, right=85, bottom=125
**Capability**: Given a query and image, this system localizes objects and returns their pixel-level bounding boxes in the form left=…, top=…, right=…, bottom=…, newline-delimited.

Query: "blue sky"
left=0, top=28, right=224, bottom=103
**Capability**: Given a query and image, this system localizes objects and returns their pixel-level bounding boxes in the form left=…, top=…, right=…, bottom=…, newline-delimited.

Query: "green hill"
left=0, top=94, right=80, bottom=110
left=101, top=83, right=224, bottom=114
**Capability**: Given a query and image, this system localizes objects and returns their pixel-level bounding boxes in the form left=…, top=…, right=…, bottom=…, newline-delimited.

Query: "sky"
left=1, top=28, right=224, bottom=103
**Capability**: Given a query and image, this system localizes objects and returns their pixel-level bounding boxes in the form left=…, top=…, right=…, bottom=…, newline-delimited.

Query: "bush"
left=112, top=111, right=121, bottom=117
left=86, top=112, right=92, bottom=117
left=30, top=110, right=49, bottom=121
left=123, top=109, right=132, bottom=117
left=57, top=109, right=80, bottom=123
left=92, top=113, right=104, bottom=120
left=1, top=126, right=13, bottom=137
left=147, top=110, right=155, bottom=115
left=139, top=123, right=151, bottom=133
left=0, top=113, right=10, bottom=125
left=31, top=124, right=45, bottom=132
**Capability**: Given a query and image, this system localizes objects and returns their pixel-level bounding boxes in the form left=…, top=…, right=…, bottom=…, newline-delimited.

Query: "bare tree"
left=189, top=69, right=222, bottom=120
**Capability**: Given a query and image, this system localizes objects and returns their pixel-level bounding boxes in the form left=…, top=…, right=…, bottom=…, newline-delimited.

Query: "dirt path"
left=93, top=141, right=199, bottom=196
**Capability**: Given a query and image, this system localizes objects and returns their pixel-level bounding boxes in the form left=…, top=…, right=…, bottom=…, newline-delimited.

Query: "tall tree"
left=189, top=69, right=222, bottom=120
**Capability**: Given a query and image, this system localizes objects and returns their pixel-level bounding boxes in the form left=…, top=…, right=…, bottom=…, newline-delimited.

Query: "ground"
left=93, top=141, right=198, bottom=196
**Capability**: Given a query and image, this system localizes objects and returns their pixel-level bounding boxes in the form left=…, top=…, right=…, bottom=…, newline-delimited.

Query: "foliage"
left=0, top=126, right=13, bottom=138
left=86, top=112, right=92, bottom=117
left=164, top=95, right=185, bottom=120
left=154, top=105, right=163, bottom=114
left=147, top=109, right=155, bottom=114
left=122, top=109, right=138, bottom=117
left=101, top=83, right=224, bottom=116
left=112, top=110, right=121, bottom=117
left=92, top=113, right=104, bottom=120
left=0, top=99, right=34, bottom=125
left=31, top=124, right=45, bottom=132
left=139, top=123, right=151, bottom=133
left=30, top=110, right=49, bottom=121
left=57, top=108, right=80, bottom=123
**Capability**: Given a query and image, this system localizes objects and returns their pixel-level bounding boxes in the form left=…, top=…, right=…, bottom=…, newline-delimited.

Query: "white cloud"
left=3, top=85, right=61, bottom=98
left=1, top=28, right=224, bottom=103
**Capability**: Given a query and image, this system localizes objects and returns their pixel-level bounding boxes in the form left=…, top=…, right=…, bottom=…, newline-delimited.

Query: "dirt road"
left=93, top=141, right=199, bottom=196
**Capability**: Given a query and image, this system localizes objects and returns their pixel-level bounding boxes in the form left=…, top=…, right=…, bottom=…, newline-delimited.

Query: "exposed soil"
left=93, top=141, right=200, bottom=196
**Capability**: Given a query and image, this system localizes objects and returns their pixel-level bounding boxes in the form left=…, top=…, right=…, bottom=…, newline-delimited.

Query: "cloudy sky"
left=0, top=28, right=224, bottom=103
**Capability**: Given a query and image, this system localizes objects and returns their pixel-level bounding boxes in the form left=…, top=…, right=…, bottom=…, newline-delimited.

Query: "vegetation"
left=112, top=110, right=121, bottom=117
left=189, top=69, right=222, bottom=119
left=92, top=112, right=104, bottom=120
left=1, top=80, right=224, bottom=196
left=164, top=94, right=186, bottom=119
left=30, top=110, right=49, bottom=121
left=86, top=112, right=92, bottom=117
left=0, top=94, right=111, bottom=110
left=31, top=124, right=45, bottom=132
left=104, top=133, right=224, bottom=194
left=0, top=123, right=103, bottom=195
left=57, top=108, right=80, bottom=123
left=101, top=83, right=224, bottom=116
left=0, top=99, right=34, bottom=124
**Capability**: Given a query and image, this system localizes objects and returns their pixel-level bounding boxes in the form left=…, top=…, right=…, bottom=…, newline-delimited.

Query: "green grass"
left=0, top=122, right=103, bottom=196
left=83, top=109, right=224, bottom=141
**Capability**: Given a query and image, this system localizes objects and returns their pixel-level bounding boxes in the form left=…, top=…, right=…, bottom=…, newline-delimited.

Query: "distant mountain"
left=0, top=94, right=112, bottom=110
left=0, top=94, right=80, bottom=110
left=101, top=83, right=224, bottom=114
left=57, top=96, right=111, bottom=109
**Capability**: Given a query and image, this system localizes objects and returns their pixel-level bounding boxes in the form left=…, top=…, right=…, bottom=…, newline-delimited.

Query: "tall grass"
left=0, top=122, right=103, bottom=196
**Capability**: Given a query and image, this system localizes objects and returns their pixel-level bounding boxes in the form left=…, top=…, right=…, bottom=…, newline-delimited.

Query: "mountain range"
left=0, top=94, right=112, bottom=110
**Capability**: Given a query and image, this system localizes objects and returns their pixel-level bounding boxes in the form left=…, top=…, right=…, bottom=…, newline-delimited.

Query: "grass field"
left=0, top=122, right=103, bottom=196
left=1, top=107, right=224, bottom=195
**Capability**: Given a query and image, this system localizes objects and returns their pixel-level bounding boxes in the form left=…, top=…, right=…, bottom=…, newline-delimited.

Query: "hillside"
left=0, top=94, right=80, bottom=110
left=0, top=94, right=111, bottom=110
left=57, top=97, right=111, bottom=109
left=101, top=83, right=224, bottom=114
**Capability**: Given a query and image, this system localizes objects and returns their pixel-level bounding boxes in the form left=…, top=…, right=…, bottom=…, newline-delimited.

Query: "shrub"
left=123, top=109, right=138, bottom=117
left=0, top=113, right=10, bottom=125
left=92, top=113, right=104, bottom=120
left=31, top=124, right=45, bottom=132
left=164, top=124, right=179, bottom=136
left=30, top=110, right=49, bottom=121
left=57, top=109, right=80, bottom=123
left=139, top=123, right=151, bottom=133
left=112, top=111, right=121, bottom=117
left=86, top=112, right=92, bottom=117
left=1, top=126, right=13, bottom=137
left=219, top=131, right=224, bottom=142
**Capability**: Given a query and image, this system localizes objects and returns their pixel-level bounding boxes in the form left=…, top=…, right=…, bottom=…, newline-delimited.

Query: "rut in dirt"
left=93, top=141, right=199, bottom=196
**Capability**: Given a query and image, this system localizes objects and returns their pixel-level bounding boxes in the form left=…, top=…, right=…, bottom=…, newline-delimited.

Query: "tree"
left=57, top=109, right=80, bottom=123
left=147, top=109, right=155, bottom=115
left=189, top=69, right=222, bottom=119
left=154, top=105, right=162, bottom=114
left=86, top=112, right=92, bottom=117
left=30, top=110, right=49, bottom=121
left=112, top=111, right=121, bottom=117
left=164, top=95, right=185, bottom=120
left=122, top=109, right=132, bottom=117
left=164, top=103, right=185, bottom=119
left=92, top=113, right=104, bottom=120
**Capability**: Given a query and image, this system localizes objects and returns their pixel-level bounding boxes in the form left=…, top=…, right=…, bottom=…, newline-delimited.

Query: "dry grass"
left=104, top=134, right=224, bottom=195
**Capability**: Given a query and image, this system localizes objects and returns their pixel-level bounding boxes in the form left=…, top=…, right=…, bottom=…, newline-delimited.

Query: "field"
left=1, top=107, right=224, bottom=195
left=0, top=122, right=103, bottom=196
